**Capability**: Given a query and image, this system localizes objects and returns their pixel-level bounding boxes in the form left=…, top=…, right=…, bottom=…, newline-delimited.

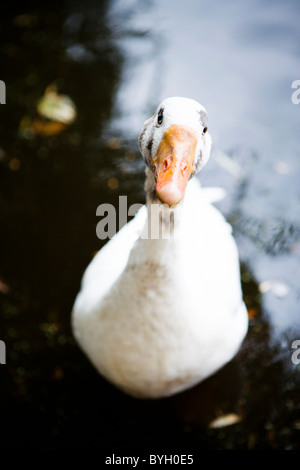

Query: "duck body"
left=72, top=97, right=248, bottom=398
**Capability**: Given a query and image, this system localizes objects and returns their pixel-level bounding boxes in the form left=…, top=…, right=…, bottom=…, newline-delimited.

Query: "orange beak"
left=152, top=124, right=197, bottom=206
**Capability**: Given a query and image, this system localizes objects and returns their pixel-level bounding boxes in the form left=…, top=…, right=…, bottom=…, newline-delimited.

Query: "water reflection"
left=107, top=0, right=300, bottom=339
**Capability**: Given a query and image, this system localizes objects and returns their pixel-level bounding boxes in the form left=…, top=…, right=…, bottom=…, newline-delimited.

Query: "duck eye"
left=157, top=108, right=164, bottom=126
left=203, top=127, right=208, bottom=134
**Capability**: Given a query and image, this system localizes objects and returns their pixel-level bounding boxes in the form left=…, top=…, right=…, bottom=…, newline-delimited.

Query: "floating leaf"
left=209, top=413, right=242, bottom=429
left=31, top=119, right=67, bottom=136
left=259, top=280, right=289, bottom=298
left=247, top=307, right=259, bottom=319
left=37, top=85, right=77, bottom=124
left=107, top=177, right=119, bottom=189
left=19, top=86, right=77, bottom=138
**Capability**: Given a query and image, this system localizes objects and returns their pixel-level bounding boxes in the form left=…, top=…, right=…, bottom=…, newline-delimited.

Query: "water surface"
left=0, top=0, right=299, bottom=450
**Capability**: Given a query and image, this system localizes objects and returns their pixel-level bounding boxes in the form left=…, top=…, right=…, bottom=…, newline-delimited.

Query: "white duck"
left=72, top=97, right=248, bottom=398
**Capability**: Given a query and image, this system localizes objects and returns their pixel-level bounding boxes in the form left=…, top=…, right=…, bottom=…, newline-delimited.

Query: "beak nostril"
left=154, top=125, right=198, bottom=204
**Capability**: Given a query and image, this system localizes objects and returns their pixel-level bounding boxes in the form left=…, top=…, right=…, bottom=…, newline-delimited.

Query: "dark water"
left=0, top=0, right=299, bottom=450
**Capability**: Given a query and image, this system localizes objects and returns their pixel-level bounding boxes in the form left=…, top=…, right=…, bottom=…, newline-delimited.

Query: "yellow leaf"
left=37, top=85, right=77, bottom=124
left=247, top=307, right=259, bottom=319
left=209, top=413, right=242, bottom=429
left=107, top=177, right=119, bottom=189
left=31, top=118, right=67, bottom=136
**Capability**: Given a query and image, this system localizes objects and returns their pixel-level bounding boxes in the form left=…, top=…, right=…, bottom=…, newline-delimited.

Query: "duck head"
left=139, top=97, right=212, bottom=206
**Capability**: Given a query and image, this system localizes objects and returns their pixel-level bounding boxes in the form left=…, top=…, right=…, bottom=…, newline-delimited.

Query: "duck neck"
left=142, top=168, right=183, bottom=240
